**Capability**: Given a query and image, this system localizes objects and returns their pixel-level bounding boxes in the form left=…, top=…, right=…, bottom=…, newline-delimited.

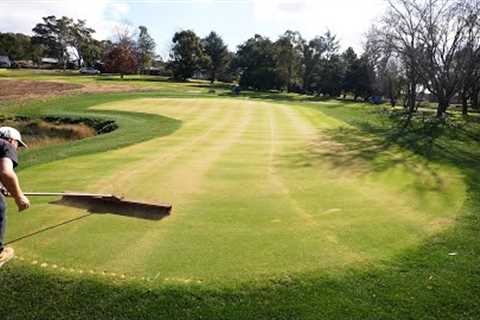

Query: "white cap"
left=0, top=127, right=28, bottom=148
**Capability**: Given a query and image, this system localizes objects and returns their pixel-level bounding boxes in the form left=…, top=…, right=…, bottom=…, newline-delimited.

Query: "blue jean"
left=0, top=196, right=5, bottom=253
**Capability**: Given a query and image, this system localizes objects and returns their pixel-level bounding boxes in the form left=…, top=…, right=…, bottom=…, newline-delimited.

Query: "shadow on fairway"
left=219, top=91, right=331, bottom=103
left=284, top=102, right=480, bottom=204
left=280, top=124, right=446, bottom=193
left=305, top=102, right=480, bottom=167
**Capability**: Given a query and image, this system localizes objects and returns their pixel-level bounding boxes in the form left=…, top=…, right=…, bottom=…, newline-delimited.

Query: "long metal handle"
left=1, top=186, right=110, bottom=198
left=23, top=192, right=115, bottom=198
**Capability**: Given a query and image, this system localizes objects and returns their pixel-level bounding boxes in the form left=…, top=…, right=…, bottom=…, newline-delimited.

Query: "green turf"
left=2, top=97, right=464, bottom=284
left=0, top=72, right=479, bottom=319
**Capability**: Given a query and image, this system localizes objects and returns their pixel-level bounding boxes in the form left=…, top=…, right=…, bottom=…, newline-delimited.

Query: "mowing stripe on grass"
left=5, top=97, right=467, bottom=283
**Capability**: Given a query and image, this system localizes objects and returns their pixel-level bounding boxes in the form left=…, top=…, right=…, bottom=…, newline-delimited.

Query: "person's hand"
left=0, top=187, right=9, bottom=197
left=15, top=194, right=30, bottom=212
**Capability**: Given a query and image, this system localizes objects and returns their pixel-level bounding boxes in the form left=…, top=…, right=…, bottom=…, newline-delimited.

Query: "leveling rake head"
left=12, top=191, right=172, bottom=221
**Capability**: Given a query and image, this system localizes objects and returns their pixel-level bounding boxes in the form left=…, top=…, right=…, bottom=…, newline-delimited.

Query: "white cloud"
left=252, top=0, right=386, bottom=51
left=108, top=2, right=130, bottom=20
left=253, top=0, right=309, bottom=20
left=0, top=0, right=130, bottom=39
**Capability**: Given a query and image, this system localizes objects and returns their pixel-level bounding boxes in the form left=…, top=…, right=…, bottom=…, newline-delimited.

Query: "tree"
left=341, top=45, right=391, bottom=103
left=32, top=16, right=74, bottom=69
left=316, top=54, right=344, bottom=97
left=0, top=32, right=41, bottom=62
left=303, top=31, right=342, bottom=96
left=363, top=26, right=395, bottom=99
left=168, top=30, right=205, bottom=81
left=382, top=0, right=425, bottom=114
left=82, top=39, right=111, bottom=68
left=381, top=0, right=480, bottom=118
left=302, top=36, right=326, bottom=93
left=32, top=15, right=96, bottom=69
left=350, top=55, right=375, bottom=101
left=202, top=31, right=229, bottom=84
left=104, top=31, right=137, bottom=79
left=104, top=46, right=137, bottom=79
left=274, top=30, right=305, bottom=92
left=322, top=31, right=341, bottom=60
left=341, top=47, right=359, bottom=97
left=457, top=0, right=480, bottom=115
left=136, top=26, right=156, bottom=73
left=234, top=34, right=279, bottom=90
left=301, top=31, right=339, bottom=94
left=414, top=0, right=477, bottom=117
left=217, top=51, right=237, bottom=82
left=69, top=19, right=96, bottom=68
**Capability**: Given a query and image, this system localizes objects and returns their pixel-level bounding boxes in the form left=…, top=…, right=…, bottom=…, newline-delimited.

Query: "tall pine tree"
left=202, top=31, right=229, bottom=83
left=136, top=26, right=156, bottom=73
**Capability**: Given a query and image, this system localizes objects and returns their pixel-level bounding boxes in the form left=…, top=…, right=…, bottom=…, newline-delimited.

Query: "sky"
left=0, top=0, right=386, bottom=59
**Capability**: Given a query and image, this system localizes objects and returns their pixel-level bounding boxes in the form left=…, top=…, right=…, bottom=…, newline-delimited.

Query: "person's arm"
left=0, top=157, right=30, bottom=211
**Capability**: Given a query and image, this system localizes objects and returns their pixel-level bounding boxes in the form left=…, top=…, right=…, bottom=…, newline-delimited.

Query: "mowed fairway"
left=6, top=98, right=466, bottom=283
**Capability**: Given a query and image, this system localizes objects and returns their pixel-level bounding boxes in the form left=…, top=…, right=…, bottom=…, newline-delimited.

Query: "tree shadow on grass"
left=277, top=111, right=453, bottom=197
left=219, top=91, right=334, bottom=103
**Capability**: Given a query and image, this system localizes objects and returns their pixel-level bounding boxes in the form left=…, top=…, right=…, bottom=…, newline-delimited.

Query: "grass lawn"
left=0, top=71, right=479, bottom=319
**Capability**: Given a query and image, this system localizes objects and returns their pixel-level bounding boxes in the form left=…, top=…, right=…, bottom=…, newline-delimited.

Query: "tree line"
left=1, top=1, right=480, bottom=117
left=0, top=16, right=157, bottom=76
left=365, top=0, right=480, bottom=117
left=0, top=15, right=375, bottom=98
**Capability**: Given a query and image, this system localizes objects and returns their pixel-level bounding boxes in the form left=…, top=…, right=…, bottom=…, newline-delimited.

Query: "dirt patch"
left=429, top=217, right=455, bottom=232
left=0, top=80, right=153, bottom=102
left=0, top=80, right=82, bottom=101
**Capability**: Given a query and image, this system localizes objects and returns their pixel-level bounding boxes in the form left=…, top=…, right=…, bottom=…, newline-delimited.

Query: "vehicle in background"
left=79, top=67, right=101, bottom=75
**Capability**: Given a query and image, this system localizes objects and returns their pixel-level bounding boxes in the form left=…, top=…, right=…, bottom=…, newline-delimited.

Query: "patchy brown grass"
left=0, top=80, right=82, bottom=101
left=0, top=80, right=151, bottom=103
left=77, top=83, right=152, bottom=94
left=429, top=217, right=455, bottom=233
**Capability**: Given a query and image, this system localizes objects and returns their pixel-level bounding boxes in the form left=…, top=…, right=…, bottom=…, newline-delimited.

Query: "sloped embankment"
left=0, top=116, right=118, bottom=148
